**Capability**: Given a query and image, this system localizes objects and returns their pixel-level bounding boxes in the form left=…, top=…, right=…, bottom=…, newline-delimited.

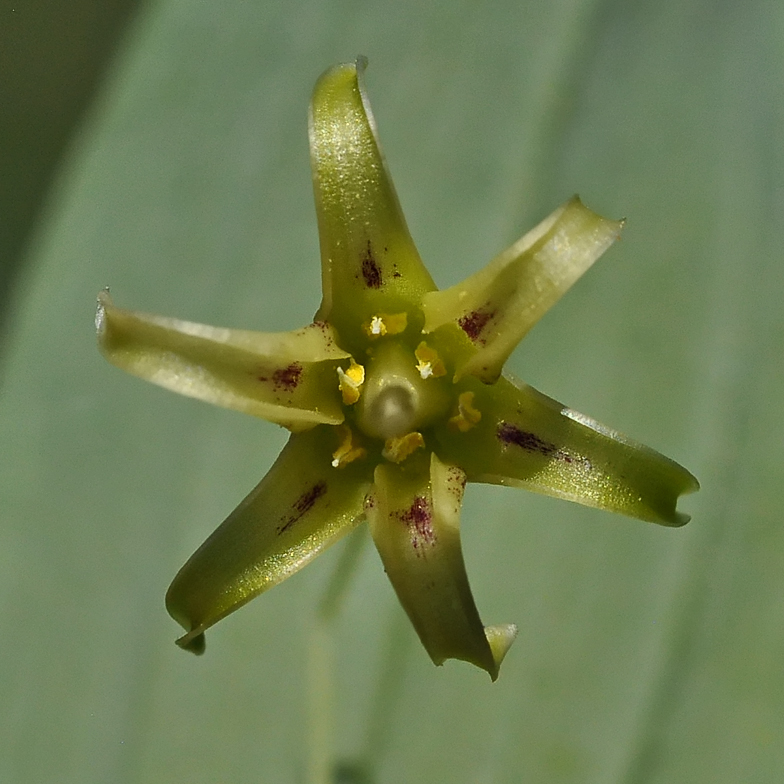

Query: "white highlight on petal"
left=95, top=288, right=110, bottom=333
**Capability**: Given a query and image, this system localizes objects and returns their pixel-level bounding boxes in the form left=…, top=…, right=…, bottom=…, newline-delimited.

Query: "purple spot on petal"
left=397, top=495, right=435, bottom=553
left=497, top=421, right=591, bottom=469
left=458, top=308, right=494, bottom=344
left=361, top=241, right=383, bottom=289
left=445, top=466, right=467, bottom=499
left=308, top=320, right=336, bottom=346
left=272, top=363, right=302, bottom=392
left=277, top=481, right=327, bottom=534
left=497, top=422, right=557, bottom=457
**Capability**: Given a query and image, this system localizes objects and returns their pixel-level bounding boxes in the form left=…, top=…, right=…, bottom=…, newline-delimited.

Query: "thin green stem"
left=307, top=620, right=333, bottom=784
left=307, top=526, right=369, bottom=784
left=317, top=524, right=369, bottom=622
left=361, top=607, right=412, bottom=772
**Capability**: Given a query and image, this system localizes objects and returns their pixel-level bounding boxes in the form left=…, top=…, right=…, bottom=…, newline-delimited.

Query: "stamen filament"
left=331, top=425, right=367, bottom=468
left=415, top=341, right=446, bottom=379
left=449, top=391, right=482, bottom=432
left=362, top=312, right=408, bottom=339
left=337, top=359, right=365, bottom=405
left=382, top=432, right=425, bottom=463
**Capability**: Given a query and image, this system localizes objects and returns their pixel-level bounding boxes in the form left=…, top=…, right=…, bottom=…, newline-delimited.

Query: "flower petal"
left=166, top=426, right=372, bottom=652
left=422, top=197, right=623, bottom=383
left=434, top=376, right=698, bottom=526
left=96, top=291, right=348, bottom=432
left=309, top=60, right=435, bottom=347
left=367, top=451, right=517, bottom=680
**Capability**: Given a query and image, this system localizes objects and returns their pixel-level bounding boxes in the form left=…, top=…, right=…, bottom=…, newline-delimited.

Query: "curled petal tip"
left=176, top=630, right=206, bottom=655
left=669, top=475, right=699, bottom=527
left=485, top=623, right=518, bottom=680
left=686, top=473, right=700, bottom=495
left=654, top=466, right=700, bottom=527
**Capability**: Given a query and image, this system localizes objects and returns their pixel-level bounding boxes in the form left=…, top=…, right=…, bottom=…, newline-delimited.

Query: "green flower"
left=96, top=60, right=698, bottom=680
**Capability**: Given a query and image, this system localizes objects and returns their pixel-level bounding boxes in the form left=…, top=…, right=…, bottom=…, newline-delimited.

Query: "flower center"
left=355, top=341, right=450, bottom=441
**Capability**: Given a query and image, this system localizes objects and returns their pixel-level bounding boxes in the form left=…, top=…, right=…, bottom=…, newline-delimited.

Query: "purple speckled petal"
left=422, top=197, right=623, bottom=383
left=433, top=374, right=698, bottom=526
left=367, top=451, right=516, bottom=680
left=166, top=426, right=372, bottom=653
left=97, top=291, right=348, bottom=432
left=309, top=61, right=436, bottom=350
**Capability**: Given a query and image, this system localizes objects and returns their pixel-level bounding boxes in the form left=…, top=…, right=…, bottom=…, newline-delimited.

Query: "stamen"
left=382, top=432, right=425, bottom=463
left=337, top=359, right=365, bottom=405
left=331, top=425, right=367, bottom=468
left=449, top=391, right=482, bottom=432
left=362, top=312, right=408, bottom=338
left=415, top=341, right=446, bottom=379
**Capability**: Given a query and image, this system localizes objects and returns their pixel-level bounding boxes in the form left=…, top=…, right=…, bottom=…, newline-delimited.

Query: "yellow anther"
left=331, top=425, right=367, bottom=468
left=414, top=341, right=446, bottom=380
left=362, top=312, right=408, bottom=338
left=337, top=359, right=365, bottom=405
left=449, top=391, right=482, bottom=432
left=382, top=431, right=425, bottom=464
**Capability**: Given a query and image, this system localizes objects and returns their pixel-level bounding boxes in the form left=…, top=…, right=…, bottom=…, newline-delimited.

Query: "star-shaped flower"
left=97, top=60, right=698, bottom=680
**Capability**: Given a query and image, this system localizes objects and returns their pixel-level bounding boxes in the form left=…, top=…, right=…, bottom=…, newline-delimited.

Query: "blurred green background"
left=1, top=1, right=782, bottom=782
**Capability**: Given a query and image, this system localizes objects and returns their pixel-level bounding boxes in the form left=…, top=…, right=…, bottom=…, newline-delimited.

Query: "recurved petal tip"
left=485, top=624, right=518, bottom=681
left=175, top=630, right=206, bottom=655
